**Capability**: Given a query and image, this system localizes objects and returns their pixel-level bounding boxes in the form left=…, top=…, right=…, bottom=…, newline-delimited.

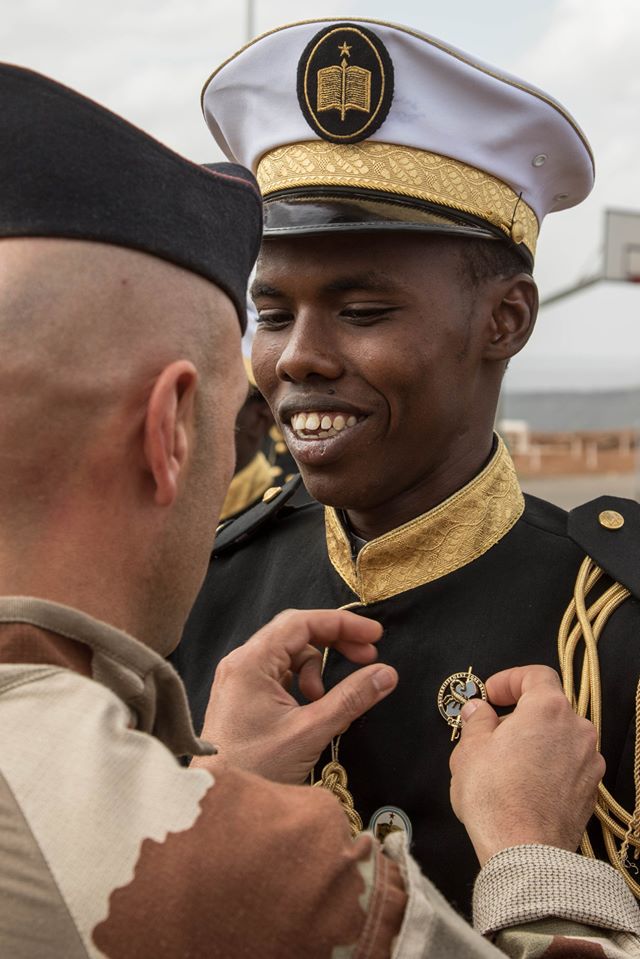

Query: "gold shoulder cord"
left=311, top=602, right=365, bottom=838
left=313, top=562, right=640, bottom=875
left=558, top=555, right=640, bottom=896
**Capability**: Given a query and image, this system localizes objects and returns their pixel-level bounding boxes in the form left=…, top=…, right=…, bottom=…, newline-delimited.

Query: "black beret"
left=0, top=63, right=262, bottom=331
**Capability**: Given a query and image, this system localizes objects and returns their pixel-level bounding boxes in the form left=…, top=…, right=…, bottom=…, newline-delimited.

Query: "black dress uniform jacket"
left=175, top=439, right=640, bottom=914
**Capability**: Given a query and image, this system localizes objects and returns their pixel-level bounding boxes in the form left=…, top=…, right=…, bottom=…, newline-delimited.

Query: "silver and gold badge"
left=437, top=666, right=487, bottom=741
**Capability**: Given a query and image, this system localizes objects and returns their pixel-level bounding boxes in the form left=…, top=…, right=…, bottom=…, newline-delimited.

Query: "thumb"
left=449, top=699, right=500, bottom=776
left=301, top=664, right=398, bottom=749
left=459, top=698, right=500, bottom=740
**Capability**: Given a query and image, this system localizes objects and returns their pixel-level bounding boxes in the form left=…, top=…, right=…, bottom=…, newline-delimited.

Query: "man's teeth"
left=290, top=411, right=359, bottom=438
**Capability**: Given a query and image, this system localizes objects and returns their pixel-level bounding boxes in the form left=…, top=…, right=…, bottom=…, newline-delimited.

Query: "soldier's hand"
left=449, top=665, right=605, bottom=867
left=192, top=608, right=398, bottom=784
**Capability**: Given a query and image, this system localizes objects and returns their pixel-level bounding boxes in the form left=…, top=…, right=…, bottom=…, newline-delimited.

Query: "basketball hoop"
left=604, top=209, right=640, bottom=283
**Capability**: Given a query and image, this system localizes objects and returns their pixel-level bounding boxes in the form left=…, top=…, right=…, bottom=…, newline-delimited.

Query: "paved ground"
left=520, top=472, right=640, bottom=510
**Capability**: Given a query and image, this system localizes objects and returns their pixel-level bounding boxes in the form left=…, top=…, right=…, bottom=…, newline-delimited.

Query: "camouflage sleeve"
left=474, top=844, right=640, bottom=958
left=11, top=665, right=640, bottom=957
left=2, top=663, right=408, bottom=959
left=92, top=761, right=409, bottom=959
left=383, top=832, right=506, bottom=958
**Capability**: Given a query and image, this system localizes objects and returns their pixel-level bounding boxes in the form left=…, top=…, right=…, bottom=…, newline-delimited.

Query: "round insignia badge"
left=296, top=22, right=394, bottom=144
left=437, top=667, right=487, bottom=741
left=369, top=806, right=412, bottom=845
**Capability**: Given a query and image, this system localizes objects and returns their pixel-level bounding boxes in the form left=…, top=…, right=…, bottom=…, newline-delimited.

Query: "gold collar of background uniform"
left=219, top=451, right=277, bottom=521
left=324, top=435, right=524, bottom=603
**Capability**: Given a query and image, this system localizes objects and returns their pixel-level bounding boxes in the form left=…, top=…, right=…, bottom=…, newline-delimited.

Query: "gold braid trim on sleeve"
left=558, top=555, right=640, bottom=897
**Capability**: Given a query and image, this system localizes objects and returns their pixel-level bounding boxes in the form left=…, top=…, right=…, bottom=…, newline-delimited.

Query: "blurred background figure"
left=219, top=356, right=281, bottom=522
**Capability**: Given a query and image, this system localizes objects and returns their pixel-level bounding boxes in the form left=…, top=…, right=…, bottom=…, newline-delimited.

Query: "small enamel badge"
left=437, top=666, right=487, bottom=741
left=369, top=806, right=412, bottom=845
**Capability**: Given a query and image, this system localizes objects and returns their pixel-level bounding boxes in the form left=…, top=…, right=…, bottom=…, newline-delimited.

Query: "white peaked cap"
left=202, top=18, right=594, bottom=263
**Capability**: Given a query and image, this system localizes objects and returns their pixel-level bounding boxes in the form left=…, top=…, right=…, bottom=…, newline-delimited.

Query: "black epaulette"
left=213, top=474, right=311, bottom=556
left=568, top=495, right=640, bottom=601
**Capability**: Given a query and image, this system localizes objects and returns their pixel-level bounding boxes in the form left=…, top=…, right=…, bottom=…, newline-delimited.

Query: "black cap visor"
left=263, top=189, right=533, bottom=268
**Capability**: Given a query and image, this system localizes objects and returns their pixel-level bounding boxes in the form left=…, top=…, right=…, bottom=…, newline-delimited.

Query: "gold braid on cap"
left=257, top=140, right=539, bottom=258
left=558, top=557, right=640, bottom=897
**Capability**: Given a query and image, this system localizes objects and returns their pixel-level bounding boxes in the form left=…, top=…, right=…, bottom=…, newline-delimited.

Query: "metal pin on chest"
left=437, top=666, right=487, bottom=741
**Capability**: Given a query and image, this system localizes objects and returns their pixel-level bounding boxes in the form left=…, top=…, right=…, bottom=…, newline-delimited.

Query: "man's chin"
left=298, top=464, right=381, bottom=512
left=297, top=466, right=344, bottom=509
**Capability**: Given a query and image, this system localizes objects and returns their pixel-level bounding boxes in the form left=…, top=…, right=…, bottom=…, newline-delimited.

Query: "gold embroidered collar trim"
left=324, top=436, right=524, bottom=603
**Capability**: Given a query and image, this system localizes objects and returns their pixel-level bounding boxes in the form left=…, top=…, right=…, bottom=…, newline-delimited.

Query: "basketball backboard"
left=604, top=209, right=640, bottom=282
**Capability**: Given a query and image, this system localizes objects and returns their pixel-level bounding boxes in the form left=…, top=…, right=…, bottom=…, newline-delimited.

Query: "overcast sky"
left=1, top=0, right=639, bottom=391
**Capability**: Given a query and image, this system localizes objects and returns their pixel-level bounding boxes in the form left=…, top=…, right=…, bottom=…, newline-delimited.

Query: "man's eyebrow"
left=250, top=281, right=282, bottom=298
left=250, top=273, right=402, bottom=299
left=322, top=272, right=401, bottom=294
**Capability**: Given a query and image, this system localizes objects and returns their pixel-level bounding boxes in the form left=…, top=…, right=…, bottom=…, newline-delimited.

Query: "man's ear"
left=483, top=274, right=538, bottom=361
left=143, top=360, right=198, bottom=507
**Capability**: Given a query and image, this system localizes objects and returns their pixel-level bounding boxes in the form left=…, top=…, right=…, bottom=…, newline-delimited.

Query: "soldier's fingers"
left=461, top=698, right=499, bottom=729
left=250, top=609, right=383, bottom=668
left=294, top=648, right=325, bottom=702
left=300, top=664, right=398, bottom=746
left=449, top=700, right=499, bottom=773
left=593, top=750, right=607, bottom=783
left=303, top=610, right=383, bottom=663
left=486, top=665, right=563, bottom=706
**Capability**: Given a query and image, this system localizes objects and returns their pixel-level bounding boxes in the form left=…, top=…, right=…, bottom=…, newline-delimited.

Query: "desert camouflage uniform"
left=1, top=596, right=638, bottom=958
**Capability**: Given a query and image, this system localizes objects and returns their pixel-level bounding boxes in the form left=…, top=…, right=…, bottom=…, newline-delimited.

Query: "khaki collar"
left=324, top=436, right=524, bottom=604
left=0, top=596, right=211, bottom=758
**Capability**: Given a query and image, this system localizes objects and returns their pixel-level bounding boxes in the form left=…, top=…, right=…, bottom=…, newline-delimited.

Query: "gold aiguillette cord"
left=558, top=556, right=640, bottom=898
left=311, top=604, right=364, bottom=838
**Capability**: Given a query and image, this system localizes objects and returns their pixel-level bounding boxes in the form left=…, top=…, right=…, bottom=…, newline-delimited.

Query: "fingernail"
left=372, top=667, right=396, bottom=692
left=461, top=700, right=479, bottom=721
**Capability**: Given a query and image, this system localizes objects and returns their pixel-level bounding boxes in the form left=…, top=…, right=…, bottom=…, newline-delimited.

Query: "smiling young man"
left=176, top=19, right=640, bottom=913
left=250, top=231, right=532, bottom=536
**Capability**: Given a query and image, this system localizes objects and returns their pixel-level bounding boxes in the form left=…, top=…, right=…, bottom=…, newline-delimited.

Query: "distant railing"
left=499, top=425, right=640, bottom=476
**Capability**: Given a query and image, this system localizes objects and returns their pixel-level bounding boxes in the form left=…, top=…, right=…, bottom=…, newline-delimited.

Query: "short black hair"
left=461, top=237, right=532, bottom=287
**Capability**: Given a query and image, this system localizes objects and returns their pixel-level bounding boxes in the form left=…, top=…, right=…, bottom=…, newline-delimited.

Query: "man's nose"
left=275, top=310, right=343, bottom=383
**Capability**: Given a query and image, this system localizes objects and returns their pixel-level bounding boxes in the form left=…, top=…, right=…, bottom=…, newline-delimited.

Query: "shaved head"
left=0, top=237, right=246, bottom=648
left=0, top=238, right=229, bottom=521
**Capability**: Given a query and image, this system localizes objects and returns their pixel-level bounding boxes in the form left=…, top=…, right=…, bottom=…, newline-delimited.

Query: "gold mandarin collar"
left=324, top=436, right=524, bottom=604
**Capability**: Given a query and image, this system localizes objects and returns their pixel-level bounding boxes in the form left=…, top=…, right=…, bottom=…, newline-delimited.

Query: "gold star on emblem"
left=338, top=41, right=352, bottom=57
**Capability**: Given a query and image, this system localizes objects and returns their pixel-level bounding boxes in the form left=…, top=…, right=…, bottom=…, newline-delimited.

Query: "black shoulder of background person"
left=569, top=496, right=640, bottom=601
left=214, top=474, right=315, bottom=556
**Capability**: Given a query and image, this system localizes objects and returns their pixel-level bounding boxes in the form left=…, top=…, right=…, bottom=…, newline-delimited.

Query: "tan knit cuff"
left=473, top=845, right=640, bottom=936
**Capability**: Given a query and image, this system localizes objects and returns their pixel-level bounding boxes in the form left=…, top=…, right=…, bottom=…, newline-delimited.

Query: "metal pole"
left=539, top=274, right=601, bottom=308
left=246, top=0, right=255, bottom=41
